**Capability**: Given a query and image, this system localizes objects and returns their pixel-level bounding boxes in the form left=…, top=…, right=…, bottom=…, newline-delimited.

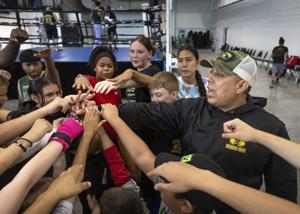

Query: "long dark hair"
left=28, top=77, right=59, bottom=106
left=177, top=47, right=207, bottom=97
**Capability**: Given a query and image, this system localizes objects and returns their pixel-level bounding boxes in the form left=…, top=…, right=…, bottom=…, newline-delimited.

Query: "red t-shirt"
left=87, top=75, right=121, bottom=140
left=87, top=75, right=121, bottom=105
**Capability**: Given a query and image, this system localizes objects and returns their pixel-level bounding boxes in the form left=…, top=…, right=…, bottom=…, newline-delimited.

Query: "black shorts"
left=108, top=26, right=117, bottom=36
left=45, top=25, right=58, bottom=39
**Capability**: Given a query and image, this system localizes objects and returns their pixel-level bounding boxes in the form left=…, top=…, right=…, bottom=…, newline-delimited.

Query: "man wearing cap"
left=18, top=48, right=61, bottom=106
left=101, top=103, right=225, bottom=213
left=117, top=51, right=297, bottom=213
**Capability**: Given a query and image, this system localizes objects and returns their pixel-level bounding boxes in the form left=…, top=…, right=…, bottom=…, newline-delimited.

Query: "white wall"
left=212, top=0, right=300, bottom=55
left=171, top=0, right=213, bottom=38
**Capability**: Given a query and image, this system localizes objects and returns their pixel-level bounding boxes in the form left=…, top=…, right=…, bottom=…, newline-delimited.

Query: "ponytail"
left=195, top=71, right=206, bottom=97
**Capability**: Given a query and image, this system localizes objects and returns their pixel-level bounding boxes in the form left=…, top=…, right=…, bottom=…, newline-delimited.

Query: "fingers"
left=221, top=132, right=236, bottom=139
left=154, top=182, right=173, bottom=192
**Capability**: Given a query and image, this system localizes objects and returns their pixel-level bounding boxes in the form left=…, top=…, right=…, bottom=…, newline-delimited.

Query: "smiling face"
left=177, top=50, right=199, bottom=79
left=129, top=41, right=152, bottom=70
left=94, top=56, right=115, bottom=80
left=21, top=61, right=43, bottom=79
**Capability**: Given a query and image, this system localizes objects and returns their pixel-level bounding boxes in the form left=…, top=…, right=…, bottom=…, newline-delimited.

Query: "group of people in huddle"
left=0, top=27, right=300, bottom=214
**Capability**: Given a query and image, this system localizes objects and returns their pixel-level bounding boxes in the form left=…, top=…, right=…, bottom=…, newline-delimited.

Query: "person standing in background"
left=270, top=37, right=288, bottom=88
left=91, top=1, right=105, bottom=48
left=43, top=7, right=62, bottom=51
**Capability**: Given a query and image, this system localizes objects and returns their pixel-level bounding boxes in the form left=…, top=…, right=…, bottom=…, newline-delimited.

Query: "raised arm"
left=34, top=48, right=61, bottom=89
left=148, top=161, right=300, bottom=214
left=0, top=28, right=28, bottom=67
left=0, top=118, right=83, bottom=213
left=222, top=118, right=300, bottom=169
left=101, top=104, right=156, bottom=174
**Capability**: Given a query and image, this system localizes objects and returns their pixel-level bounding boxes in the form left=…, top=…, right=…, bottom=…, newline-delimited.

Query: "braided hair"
left=177, top=47, right=207, bottom=97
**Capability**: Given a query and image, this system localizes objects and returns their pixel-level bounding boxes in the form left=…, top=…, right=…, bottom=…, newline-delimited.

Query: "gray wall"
left=171, top=0, right=213, bottom=38
left=211, top=0, right=300, bottom=55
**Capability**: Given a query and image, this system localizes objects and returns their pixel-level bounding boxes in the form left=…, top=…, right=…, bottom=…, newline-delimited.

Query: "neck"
left=219, top=96, right=247, bottom=112
left=137, top=61, right=152, bottom=71
left=181, top=74, right=197, bottom=85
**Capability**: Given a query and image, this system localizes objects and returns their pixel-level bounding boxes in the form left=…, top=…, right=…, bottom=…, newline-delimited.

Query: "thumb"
left=154, top=183, right=173, bottom=192
left=75, top=181, right=91, bottom=194
left=222, top=133, right=236, bottom=139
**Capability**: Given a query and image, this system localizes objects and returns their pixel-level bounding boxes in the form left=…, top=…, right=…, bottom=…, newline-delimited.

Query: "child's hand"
left=222, top=118, right=257, bottom=142
left=0, top=69, right=11, bottom=80
left=72, top=76, right=93, bottom=92
left=34, top=48, right=52, bottom=59
left=43, top=97, right=70, bottom=114
left=100, top=104, right=119, bottom=122
left=87, top=194, right=101, bottom=214
left=83, top=108, right=100, bottom=137
left=94, top=80, right=119, bottom=94
left=23, top=119, right=52, bottom=143
left=47, top=164, right=91, bottom=200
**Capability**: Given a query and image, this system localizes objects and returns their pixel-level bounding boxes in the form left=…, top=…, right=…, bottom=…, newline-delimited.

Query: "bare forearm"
left=0, top=108, right=48, bottom=145
left=199, top=171, right=300, bottom=214
left=72, top=133, right=93, bottom=167
left=132, top=71, right=153, bottom=86
left=109, top=117, right=155, bottom=173
left=24, top=190, right=59, bottom=214
left=0, top=42, right=20, bottom=66
left=253, top=130, right=300, bottom=168
left=98, top=129, right=114, bottom=150
left=45, top=57, right=61, bottom=88
left=0, top=142, right=63, bottom=213
left=0, top=144, right=23, bottom=175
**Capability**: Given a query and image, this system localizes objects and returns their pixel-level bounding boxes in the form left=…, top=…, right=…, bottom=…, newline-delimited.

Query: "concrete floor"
left=3, top=49, right=300, bottom=202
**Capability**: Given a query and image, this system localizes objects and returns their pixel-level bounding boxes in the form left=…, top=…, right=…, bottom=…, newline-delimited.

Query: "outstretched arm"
left=101, top=104, right=156, bottom=174
left=222, top=118, right=300, bottom=168
left=94, top=69, right=153, bottom=94
left=0, top=119, right=52, bottom=175
left=148, top=161, right=300, bottom=214
left=0, top=96, right=69, bottom=145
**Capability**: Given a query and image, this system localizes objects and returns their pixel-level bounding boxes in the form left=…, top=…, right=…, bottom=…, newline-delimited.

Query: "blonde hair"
left=148, top=72, right=179, bottom=93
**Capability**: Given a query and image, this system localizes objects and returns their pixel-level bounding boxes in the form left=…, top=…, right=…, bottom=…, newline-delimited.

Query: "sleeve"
left=121, top=178, right=140, bottom=193
left=263, top=126, right=297, bottom=202
left=52, top=200, right=73, bottom=214
left=103, top=144, right=131, bottom=187
left=118, top=101, right=184, bottom=132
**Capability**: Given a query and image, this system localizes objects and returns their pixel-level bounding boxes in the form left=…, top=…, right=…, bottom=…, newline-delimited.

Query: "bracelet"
left=15, top=142, right=27, bottom=152
left=16, top=137, right=33, bottom=147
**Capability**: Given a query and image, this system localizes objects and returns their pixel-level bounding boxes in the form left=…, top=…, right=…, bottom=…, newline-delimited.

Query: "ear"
left=236, top=80, right=250, bottom=94
left=180, top=199, right=194, bottom=213
left=170, top=91, right=178, bottom=101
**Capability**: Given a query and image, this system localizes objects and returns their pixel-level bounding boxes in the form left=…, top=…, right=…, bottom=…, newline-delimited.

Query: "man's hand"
left=9, top=28, right=28, bottom=45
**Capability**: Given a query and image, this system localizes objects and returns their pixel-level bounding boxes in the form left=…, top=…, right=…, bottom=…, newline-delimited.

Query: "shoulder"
left=143, top=64, right=161, bottom=76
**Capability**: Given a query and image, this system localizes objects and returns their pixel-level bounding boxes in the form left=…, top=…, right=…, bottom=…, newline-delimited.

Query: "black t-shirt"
left=272, top=45, right=288, bottom=63
left=135, top=64, right=160, bottom=103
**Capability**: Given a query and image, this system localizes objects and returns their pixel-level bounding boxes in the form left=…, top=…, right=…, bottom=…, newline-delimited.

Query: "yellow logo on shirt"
left=225, top=138, right=247, bottom=153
